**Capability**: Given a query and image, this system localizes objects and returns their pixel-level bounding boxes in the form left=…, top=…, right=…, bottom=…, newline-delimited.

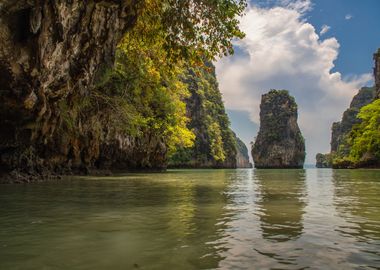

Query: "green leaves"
left=333, top=99, right=380, bottom=167
left=348, top=99, right=380, bottom=162
left=142, top=0, right=246, bottom=61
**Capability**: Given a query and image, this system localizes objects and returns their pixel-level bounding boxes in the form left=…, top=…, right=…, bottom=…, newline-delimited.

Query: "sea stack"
left=252, top=90, right=305, bottom=168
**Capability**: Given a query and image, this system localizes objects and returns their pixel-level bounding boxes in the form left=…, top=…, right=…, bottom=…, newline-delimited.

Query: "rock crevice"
left=0, top=0, right=142, bottom=177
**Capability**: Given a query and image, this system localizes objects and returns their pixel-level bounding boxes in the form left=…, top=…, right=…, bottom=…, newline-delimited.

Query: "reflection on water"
left=332, top=170, right=380, bottom=265
left=0, top=169, right=380, bottom=269
left=255, top=170, right=306, bottom=242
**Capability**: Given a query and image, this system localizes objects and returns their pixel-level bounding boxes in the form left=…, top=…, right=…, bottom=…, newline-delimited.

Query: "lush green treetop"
left=138, top=0, right=246, bottom=61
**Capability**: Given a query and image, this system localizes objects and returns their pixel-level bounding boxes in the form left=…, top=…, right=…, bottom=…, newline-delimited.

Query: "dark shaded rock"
left=235, top=134, right=252, bottom=168
left=375, top=49, right=380, bottom=97
left=252, top=90, right=305, bottom=169
left=97, top=133, right=167, bottom=172
left=0, top=0, right=142, bottom=179
left=315, top=153, right=332, bottom=168
left=330, top=87, right=376, bottom=154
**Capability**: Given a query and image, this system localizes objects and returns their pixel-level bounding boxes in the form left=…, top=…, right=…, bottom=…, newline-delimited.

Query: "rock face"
left=375, top=49, right=380, bottom=97
left=315, top=153, right=332, bottom=168
left=315, top=48, right=380, bottom=168
left=316, top=86, right=376, bottom=168
left=168, top=62, right=239, bottom=168
left=0, top=1, right=141, bottom=178
left=330, top=87, right=376, bottom=154
left=235, top=134, right=252, bottom=168
left=252, top=90, right=305, bottom=169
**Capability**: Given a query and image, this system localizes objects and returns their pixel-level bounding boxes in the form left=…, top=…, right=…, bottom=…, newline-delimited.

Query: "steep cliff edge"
left=331, top=87, right=376, bottom=155
left=375, top=49, right=380, bottom=97
left=0, top=1, right=141, bottom=179
left=0, top=0, right=246, bottom=181
left=235, top=135, right=252, bottom=168
left=316, top=87, right=376, bottom=168
left=252, top=90, right=305, bottom=169
left=316, top=48, right=380, bottom=169
left=168, top=62, right=241, bottom=168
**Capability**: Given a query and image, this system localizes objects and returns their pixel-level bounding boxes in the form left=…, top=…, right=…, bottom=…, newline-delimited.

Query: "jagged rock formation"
left=326, top=49, right=380, bottom=168
left=316, top=86, right=376, bottom=168
left=0, top=0, right=248, bottom=182
left=315, top=153, right=332, bottom=168
left=252, top=90, right=305, bottom=169
left=331, top=87, right=376, bottom=154
left=168, top=62, right=240, bottom=168
left=235, top=134, right=252, bottom=168
left=375, top=49, right=380, bottom=97
left=0, top=1, right=142, bottom=179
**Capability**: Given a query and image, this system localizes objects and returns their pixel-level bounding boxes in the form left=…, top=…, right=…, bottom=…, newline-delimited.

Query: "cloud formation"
left=320, top=24, right=331, bottom=35
left=345, top=14, right=353, bottom=20
left=215, top=1, right=372, bottom=163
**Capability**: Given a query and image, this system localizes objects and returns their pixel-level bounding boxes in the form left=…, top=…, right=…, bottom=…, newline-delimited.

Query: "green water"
left=1, top=169, right=380, bottom=269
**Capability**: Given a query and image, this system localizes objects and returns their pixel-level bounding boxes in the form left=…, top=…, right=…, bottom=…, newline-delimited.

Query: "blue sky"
left=216, top=0, right=380, bottom=164
left=306, top=0, right=380, bottom=77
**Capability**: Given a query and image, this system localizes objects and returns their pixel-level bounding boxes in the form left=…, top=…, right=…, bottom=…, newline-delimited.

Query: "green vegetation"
left=93, top=11, right=196, bottom=155
left=333, top=99, right=380, bottom=167
left=168, top=62, right=238, bottom=168
left=154, top=0, right=246, bottom=60
left=316, top=153, right=332, bottom=168
left=86, top=0, right=247, bottom=167
left=42, top=0, right=247, bottom=170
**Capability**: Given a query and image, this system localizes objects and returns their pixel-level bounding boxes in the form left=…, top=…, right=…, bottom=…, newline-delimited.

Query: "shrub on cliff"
left=345, top=99, right=380, bottom=166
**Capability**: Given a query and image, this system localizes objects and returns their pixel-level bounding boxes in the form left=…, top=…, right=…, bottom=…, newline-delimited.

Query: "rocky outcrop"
left=315, top=153, right=332, bottom=168
left=252, top=90, right=305, bottom=169
left=316, top=86, right=376, bottom=168
left=330, top=87, right=376, bottom=154
left=235, top=134, right=252, bottom=168
left=0, top=1, right=142, bottom=179
left=168, top=62, right=238, bottom=168
left=375, top=49, right=380, bottom=97
left=326, top=49, right=380, bottom=168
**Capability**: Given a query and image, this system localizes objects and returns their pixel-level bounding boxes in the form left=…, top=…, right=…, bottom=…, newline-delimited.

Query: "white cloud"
left=280, top=0, right=313, bottom=13
left=320, top=24, right=331, bottom=35
left=215, top=2, right=372, bottom=163
left=345, top=14, right=353, bottom=20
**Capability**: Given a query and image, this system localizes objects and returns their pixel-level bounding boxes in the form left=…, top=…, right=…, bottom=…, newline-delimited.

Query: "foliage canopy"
left=139, top=0, right=247, bottom=61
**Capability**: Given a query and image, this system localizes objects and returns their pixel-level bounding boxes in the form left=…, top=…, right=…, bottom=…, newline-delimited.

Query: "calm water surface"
left=1, top=169, right=380, bottom=269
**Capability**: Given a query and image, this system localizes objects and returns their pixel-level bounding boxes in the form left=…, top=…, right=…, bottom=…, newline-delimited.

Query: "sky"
left=215, top=0, right=380, bottom=164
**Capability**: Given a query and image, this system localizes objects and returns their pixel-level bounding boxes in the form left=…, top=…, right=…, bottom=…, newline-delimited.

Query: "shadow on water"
left=0, top=170, right=236, bottom=270
left=254, top=169, right=307, bottom=242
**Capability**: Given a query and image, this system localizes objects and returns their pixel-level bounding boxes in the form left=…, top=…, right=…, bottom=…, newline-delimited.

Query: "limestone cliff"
left=0, top=1, right=141, bottom=179
left=0, top=0, right=248, bottom=182
left=316, top=86, right=376, bottom=168
left=235, top=135, right=252, bottom=168
left=375, top=49, right=380, bottom=97
left=327, top=49, right=380, bottom=168
left=331, top=87, right=376, bottom=154
left=252, top=90, right=305, bottom=169
left=315, top=153, right=332, bottom=168
left=168, top=62, right=240, bottom=168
